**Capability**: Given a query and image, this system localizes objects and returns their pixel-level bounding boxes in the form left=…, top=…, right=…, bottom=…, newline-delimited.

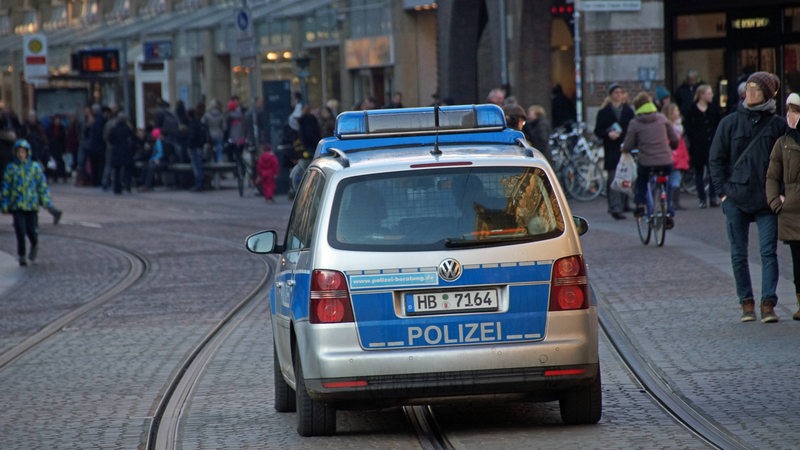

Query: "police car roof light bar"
left=334, top=104, right=506, bottom=138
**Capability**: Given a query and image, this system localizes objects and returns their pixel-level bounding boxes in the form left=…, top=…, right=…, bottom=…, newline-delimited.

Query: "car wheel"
left=559, top=371, right=602, bottom=425
left=273, top=345, right=296, bottom=412
left=294, top=346, right=336, bottom=436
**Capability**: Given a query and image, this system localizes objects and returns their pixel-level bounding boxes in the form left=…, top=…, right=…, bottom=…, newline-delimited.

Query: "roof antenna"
left=431, top=104, right=442, bottom=156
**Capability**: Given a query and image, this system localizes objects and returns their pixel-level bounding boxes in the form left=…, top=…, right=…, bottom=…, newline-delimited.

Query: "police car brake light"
left=310, top=270, right=354, bottom=323
left=549, top=256, right=588, bottom=311
left=334, top=104, right=506, bottom=137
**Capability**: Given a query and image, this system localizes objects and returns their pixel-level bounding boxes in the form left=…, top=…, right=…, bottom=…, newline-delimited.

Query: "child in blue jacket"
left=1, top=139, right=53, bottom=266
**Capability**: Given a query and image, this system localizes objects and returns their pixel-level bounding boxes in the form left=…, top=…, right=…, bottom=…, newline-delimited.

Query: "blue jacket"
left=1, top=156, right=51, bottom=213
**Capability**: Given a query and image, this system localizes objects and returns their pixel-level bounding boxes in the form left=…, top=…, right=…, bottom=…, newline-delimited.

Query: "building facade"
left=1, top=0, right=799, bottom=145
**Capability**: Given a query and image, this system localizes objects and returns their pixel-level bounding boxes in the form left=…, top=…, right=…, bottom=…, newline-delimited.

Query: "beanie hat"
left=608, top=83, right=622, bottom=95
left=747, top=72, right=780, bottom=101
left=151, top=128, right=161, bottom=140
left=787, top=93, right=800, bottom=108
left=655, top=86, right=670, bottom=102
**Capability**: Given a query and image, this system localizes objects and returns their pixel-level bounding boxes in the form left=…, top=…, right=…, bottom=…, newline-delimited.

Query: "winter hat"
left=608, top=83, right=622, bottom=95
left=227, top=100, right=238, bottom=112
left=787, top=92, right=800, bottom=108
left=151, top=128, right=161, bottom=139
left=747, top=72, right=780, bottom=101
left=655, top=86, right=670, bottom=102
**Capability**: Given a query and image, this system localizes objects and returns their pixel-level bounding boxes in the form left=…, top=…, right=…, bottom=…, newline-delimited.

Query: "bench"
left=166, top=162, right=238, bottom=190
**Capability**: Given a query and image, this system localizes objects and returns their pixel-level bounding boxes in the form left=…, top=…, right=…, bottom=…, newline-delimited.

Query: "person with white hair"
left=766, top=92, right=800, bottom=321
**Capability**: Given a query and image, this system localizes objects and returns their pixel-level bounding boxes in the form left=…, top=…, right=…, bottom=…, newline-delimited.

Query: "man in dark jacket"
left=595, top=83, right=635, bottom=220
left=709, top=71, right=788, bottom=323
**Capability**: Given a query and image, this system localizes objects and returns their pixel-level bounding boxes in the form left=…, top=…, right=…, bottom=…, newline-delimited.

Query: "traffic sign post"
left=23, top=34, right=48, bottom=85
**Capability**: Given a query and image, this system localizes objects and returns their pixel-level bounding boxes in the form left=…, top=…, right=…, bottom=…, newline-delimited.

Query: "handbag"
left=610, top=152, right=636, bottom=196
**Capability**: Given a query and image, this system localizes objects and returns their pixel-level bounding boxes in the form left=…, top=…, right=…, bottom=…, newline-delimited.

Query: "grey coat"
left=766, top=130, right=800, bottom=241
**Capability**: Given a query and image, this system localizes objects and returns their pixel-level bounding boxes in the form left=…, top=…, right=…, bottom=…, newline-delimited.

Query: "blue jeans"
left=635, top=163, right=673, bottom=216
left=722, top=201, right=778, bottom=305
left=188, top=146, right=204, bottom=189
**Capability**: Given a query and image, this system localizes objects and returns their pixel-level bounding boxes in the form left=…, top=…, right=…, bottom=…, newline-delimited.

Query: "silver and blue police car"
left=246, top=104, right=600, bottom=436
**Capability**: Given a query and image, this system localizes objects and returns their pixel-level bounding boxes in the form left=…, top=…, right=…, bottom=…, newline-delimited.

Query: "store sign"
left=23, top=34, right=48, bottom=82
left=732, top=17, right=770, bottom=30
left=576, top=0, right=641, bottom=11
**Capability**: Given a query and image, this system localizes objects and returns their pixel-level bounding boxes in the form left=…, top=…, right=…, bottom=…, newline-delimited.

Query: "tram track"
left=0, top=236, right=148, bottom=372
left=401, top=288, right=751, bottom=450
left=145, top=256, right=273, bottom=450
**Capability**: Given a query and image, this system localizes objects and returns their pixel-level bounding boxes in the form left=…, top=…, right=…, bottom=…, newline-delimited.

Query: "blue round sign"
left=237, top=10, right=249, bottom=31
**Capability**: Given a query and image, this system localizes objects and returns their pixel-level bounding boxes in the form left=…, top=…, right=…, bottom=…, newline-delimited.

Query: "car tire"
left=559, top=371, right=602, bottom=425
left=294, top=346, right=336, bottom=436
left=273, top=345, right=296, bottom=412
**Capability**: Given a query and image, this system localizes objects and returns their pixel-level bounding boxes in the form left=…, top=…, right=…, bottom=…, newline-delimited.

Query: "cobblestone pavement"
left=0, top=182, right=796, bottom=449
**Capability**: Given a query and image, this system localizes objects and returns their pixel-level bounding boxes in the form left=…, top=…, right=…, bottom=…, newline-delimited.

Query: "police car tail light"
left=310, top=270, right=354, bottom=324
left=549, top=256, right=588, bottom=311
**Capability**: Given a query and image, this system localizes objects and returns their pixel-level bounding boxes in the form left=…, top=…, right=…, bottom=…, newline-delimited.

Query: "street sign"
left=23, top=34, right=48, bottom=82
left=576, top=0, right=641, bottom=11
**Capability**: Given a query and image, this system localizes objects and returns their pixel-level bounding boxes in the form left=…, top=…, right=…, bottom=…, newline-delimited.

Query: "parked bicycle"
left=633, top=155, right=672, bottom=247
left=548, top=122, right=606, bottom=201
left=227, top=139, right=261, bottom=197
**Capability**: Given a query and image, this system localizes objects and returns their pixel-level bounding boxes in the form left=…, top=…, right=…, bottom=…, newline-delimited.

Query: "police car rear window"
left=329, top=167, right=565, bottom=251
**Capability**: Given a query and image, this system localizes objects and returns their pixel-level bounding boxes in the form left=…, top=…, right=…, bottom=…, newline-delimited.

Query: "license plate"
left=405, top=289, right=499, bottom=315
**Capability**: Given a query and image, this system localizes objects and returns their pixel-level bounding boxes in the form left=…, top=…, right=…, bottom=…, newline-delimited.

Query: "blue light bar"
left=334, top=104, right=506, bottom=137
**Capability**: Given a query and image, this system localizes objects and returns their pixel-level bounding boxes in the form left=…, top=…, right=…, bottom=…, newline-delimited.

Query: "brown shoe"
left=741, top=299, right=756, bottom=322
left=760, top=303, right=779, bottom=323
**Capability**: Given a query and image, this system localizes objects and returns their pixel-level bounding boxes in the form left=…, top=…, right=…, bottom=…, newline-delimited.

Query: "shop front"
left=667, top=1, right=800, bottom=113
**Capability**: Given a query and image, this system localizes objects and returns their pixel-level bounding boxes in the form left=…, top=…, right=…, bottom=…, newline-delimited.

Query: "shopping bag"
left=610, top=152, right=636, bottom=196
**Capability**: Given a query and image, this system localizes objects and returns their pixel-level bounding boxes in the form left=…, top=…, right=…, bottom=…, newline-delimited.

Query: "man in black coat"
left=594, top=83, right=635, bottom=220
left=709, top=71, right=787, bottom=323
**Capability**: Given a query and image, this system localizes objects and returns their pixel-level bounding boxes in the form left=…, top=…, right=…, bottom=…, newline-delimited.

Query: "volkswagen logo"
left=438, top=258, right=462, bottom=282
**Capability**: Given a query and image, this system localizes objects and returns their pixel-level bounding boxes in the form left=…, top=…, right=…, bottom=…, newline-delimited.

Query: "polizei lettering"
left=407, top=322, right=502, bottom=345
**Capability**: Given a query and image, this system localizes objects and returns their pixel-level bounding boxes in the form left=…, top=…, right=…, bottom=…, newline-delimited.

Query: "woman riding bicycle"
left=621, top=92, right=680, bottom=227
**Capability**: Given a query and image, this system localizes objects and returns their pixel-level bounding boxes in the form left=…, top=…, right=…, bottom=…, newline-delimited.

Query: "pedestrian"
left=384, top=92, right=404, bottom=109
left=621, top=91, right=679, bottom=227
left=46, top=114, right=68, bottom=182
left=186, top=109, right=207, bottom=192
left=503, top=104, right=527, bottom=133
left=86, top=103, right=106, bottom=186
left=1, top=139, right=55, bottom=266
left=140, top=128, right=166, bottom=191
left=318, top=106, right=335, bottom=138
left=594, top=83, right=635, bottom=220
left=201, top=99, right=226, bottom=162
left=662, top=103, right=690, bottom=210
left=654, top=85, right=671, bottom=111
left=486, top=88, right=505, bottom=106
left=709, top=71, right=787, bottom=323
left=674, top=69, right=700, bottom=113
left=244, top=96, right=267, bottom=147
left=256, top=144, right=279, bottom=202
left=766, top=92, right=800, bottom=321
left=551, top=84, right=577, bottom=129
left=523, top=105, right=552, bottom=164
left=107, top=112, right=135, bottom=194
left=683, top=84, right=722, bottom=208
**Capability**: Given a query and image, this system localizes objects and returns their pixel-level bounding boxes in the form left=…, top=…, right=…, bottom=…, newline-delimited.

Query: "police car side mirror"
left=573, top=216, right=589, bottom=236
left=245, top=230, right=282, bottom=254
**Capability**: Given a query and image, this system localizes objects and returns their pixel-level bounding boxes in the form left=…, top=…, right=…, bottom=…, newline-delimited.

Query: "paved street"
left=0, top=181, right=798, bottom=448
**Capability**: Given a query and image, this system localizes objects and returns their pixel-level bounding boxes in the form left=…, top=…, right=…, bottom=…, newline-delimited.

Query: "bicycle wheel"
left=565, top=157, right=605, bottom=201
left=636, top=212, right=651, bottom=245
left=653, top=184, right=667, bottom=247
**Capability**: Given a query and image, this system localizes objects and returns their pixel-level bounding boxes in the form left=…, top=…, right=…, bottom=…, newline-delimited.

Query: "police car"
left=245, top=104, right=600, bottom=436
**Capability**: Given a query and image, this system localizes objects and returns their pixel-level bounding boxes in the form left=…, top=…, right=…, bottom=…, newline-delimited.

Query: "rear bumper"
left=305, top=363, right=599, bottom=404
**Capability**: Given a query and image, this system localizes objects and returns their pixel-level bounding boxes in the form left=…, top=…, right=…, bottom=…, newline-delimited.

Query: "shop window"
left=675, top=13, right=726, bottom=40
left=672, top=49, right=725, bottom=105
left=14, top=10, right=38, bottom=34
left=785, top=8, right=800, bottom=33
left=0, top=15, right=10, bottom=36
left=785, top=44, right=800, bottom=96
